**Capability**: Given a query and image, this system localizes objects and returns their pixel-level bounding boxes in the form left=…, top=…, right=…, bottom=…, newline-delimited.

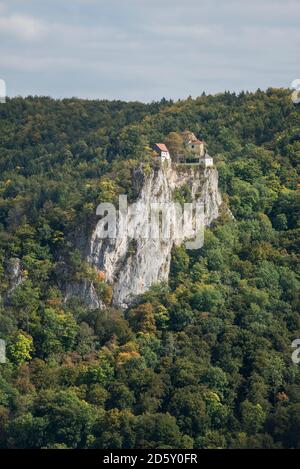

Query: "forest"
left=0, top=88, right=299, bottom=448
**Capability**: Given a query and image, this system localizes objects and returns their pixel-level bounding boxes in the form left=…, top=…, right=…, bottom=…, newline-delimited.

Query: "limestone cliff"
left=66, top=159, right=222, bottom=309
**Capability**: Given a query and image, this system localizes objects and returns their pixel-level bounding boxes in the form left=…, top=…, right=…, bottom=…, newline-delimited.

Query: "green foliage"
left=0, top=90, right=299, bottom=448
left=8, top=332, right=34, bottom=365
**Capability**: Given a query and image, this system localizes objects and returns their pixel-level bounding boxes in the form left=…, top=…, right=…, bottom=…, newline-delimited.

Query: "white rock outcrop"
left=81, top=159, right=222, bottom=308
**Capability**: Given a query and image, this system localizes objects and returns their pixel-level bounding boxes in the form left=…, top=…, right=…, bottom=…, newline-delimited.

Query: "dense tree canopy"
left=0, top=89, right=299, bottom=448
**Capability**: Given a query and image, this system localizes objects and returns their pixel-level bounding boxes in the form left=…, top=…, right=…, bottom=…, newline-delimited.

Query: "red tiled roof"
left=155, top=143, right=169, bottom=152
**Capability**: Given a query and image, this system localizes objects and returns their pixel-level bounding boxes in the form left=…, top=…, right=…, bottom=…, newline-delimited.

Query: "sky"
left=0, top=0, right=299, bottom=102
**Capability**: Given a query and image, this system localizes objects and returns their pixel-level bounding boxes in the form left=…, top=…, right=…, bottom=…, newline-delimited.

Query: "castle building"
left=200, top=154, right=213, bottom=168
left=153, top=143, right=171, bottom=160
left=182, top=131, right=213, bottom=167
left=186, top=139, right=205, bottom=158
left=153, top=135, right=213, bottom=167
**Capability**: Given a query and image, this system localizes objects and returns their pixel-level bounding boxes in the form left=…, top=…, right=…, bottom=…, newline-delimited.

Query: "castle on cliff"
left=153, top=130, right=213, bottom=167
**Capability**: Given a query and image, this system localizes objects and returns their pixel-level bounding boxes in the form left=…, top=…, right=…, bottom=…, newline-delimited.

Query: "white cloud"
left=0, top=0, right=299, bottom=100
left=0, top=13, right=46, bottom=41
left=0, top=54, right=82, bottom=72
left=0, top=2, right=7, bottom=14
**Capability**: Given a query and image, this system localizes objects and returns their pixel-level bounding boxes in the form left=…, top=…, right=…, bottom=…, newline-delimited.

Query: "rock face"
left=1, top=258, right=24, bottom=305
left=6, top=258, right=24, bottom=293
left=74, top=159, right=223, bottom=309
